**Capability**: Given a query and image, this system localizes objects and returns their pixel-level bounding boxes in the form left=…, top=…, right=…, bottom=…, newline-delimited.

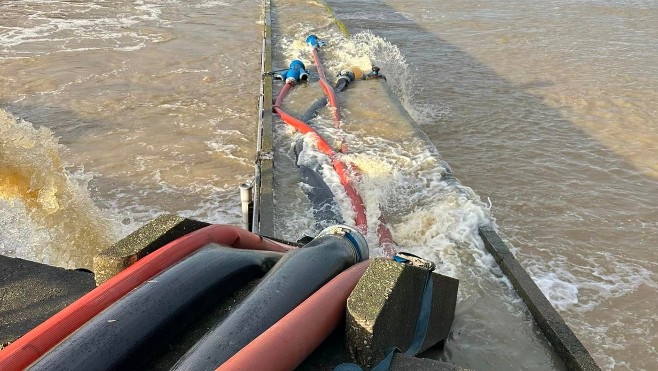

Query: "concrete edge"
left=479, top=225, right=601, bottom=371
left=92, top=214, right=210, bottom=285
left=253, top=0, right=274, bottom=236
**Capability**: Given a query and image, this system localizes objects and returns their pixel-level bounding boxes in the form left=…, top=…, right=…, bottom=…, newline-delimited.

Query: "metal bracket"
left=256, top=151, right=273, bottom=162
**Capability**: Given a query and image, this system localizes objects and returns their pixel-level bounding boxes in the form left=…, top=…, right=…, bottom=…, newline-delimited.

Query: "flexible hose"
left=216, top=260, right=371, bottom=371
left=274, top=82, right=367, bottom=231
left=311, top=47, right=341, bottom=125
left=0, top=225, right=293, bottom=371
left=173, top=227, right=367, bottom=370
left=293, top=139, right=344, bottom=226
left=28, top=246, right=283, bottom=371
left=300, top=78, right=349, bottom=123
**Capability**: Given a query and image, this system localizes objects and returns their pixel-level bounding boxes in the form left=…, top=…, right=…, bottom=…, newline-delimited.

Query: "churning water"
left=1, top=0, right=656, bottom=370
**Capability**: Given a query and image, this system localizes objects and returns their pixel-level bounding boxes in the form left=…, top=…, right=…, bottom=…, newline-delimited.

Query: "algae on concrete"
left=92, top=214, right=209, bottom=285
left=346, top=258, right=459, bottom=368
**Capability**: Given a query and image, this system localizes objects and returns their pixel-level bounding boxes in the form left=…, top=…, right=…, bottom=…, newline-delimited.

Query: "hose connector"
left=316, top=224, right=369, bottom=263
left=275, top=60, right=309, bottom=84
left=365, top=66, right=385, bottom=80
left=306, top=34, right=326, bottom=49
left=337, top=69, right=355, bottom=84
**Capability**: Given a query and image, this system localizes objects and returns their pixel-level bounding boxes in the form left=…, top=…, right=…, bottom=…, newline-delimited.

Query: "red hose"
left=0, top=225, right=293, bottom=371
left=311, top=47, right=341, bottom=124
left=216, top=260, right=371, bottom=371
left=274, top=82, right=368, bottom=231
left=349, top=162, right=397, bottom=257
left=275, top=69, right=396, bottom=255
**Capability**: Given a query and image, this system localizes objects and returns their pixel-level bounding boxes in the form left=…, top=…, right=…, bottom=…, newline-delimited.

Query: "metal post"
left=240, top=183, right=253, bottom=231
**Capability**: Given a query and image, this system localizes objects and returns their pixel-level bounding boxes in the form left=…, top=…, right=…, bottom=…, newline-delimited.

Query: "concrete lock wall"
left=92, top=214, right=210, bottom=285
left=345, top=258, right=459, bottom=368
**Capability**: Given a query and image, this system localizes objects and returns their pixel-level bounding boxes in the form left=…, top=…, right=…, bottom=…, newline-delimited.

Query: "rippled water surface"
left=1, top=0, right=656, bottom=370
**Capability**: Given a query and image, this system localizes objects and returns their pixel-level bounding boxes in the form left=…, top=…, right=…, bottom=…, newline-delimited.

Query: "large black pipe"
left=173, top=225, right=369, bottom=371
left=29, top=245, right=283, bottom=371
left=294, top=138, right=345, bottom=227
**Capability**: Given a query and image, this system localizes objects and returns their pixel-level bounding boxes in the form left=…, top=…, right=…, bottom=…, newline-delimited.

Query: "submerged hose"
left=173, top=225, right=369, bottom=371
left=274, top=82, right=367, bottom=232
left=216, top=260, right=371, bottom=371
left=0, top=225, right=293, bottom=371
left=28, top=246, right=283, bottom=371
left=294, top=138, right=344, bottom=227
left=300, top=72, right=351, bottom=123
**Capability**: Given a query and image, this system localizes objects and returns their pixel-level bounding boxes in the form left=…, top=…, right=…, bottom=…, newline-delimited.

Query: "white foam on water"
left=272, top=20, right=509, bottom=291
left=0, top=0, right=172, bottom=56
left=527, top=252, right=658, bottom=312
left=0, top=109, right=121, bottom=269
left=194, top=0, right=232, bottom=8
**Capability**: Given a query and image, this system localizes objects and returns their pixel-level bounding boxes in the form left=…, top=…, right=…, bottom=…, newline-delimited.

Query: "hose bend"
left=217, top=260, right=371, bottom=371
left=274, top=82, right=368, bottom=232
left=0, top=225, right=293, bottom=371
left=173, top=225, right=369, bottom=370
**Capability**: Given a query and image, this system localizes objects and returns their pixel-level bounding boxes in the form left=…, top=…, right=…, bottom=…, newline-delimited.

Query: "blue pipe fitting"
left=275, top=59, right=309, bottom=84
left=306, top=34, right=326, bottom=49
left=316, top=224, right=369, bottom=263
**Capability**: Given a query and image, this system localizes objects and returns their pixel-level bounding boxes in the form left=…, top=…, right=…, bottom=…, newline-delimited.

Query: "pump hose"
left=300, top=78, right=349, bottom=123
left=216, top=260, right=371, bottom=371
left=274, top=82, right=368, bottom=232
left=0, top=225, right=294, bottom=371
left=311, top=47, right=341, bottom=125
left=173, top=226, right=368, bottom=370
left=28, top=246, right=284, bottom=371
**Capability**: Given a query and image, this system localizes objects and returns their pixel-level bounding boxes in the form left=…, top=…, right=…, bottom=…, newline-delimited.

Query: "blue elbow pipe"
left=276, top=60, right=309, bottom=84
left=305, top=34, right=326, bottom=49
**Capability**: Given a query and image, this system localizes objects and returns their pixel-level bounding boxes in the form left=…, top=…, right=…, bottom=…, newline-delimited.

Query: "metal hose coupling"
left=365, top=66, right=385, bottom=80
left=316, top=224, right=369, bottom=263
left=337, top=69, right=356, bottom=84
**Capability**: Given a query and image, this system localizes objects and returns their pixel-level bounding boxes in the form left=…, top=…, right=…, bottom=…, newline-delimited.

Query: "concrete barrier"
left=479, top=225, right=600, bottom=371
left=92, top=214, right=209, bottom=285
left=390, top=353, right=472, bottom=370
left=346, top=258, right=459, bottom=368
left=0, top=255, right=95, bottom=347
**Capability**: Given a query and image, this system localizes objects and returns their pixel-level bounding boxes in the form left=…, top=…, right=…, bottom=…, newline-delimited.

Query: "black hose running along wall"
left=29, top=245, right=283, bottom=371
left=173, top=227, right=368, bottom=370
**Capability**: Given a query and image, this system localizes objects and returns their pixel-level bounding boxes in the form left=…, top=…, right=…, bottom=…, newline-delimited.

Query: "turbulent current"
left=1, top=0, right=656, bottom=370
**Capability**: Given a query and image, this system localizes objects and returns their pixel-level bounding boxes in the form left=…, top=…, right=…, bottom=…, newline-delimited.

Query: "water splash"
left=0, top=109, right=117, bottom=269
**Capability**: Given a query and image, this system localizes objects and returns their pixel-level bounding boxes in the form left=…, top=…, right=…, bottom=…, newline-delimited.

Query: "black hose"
left=293, top=138, right=344, bottom=228
left=300, top=97, right=328, bottom=123
left=300, top=77, right=350, bottom=123
left=172, top=229, right=367, bottom=370
left=29, top=245, right=283, bottom=371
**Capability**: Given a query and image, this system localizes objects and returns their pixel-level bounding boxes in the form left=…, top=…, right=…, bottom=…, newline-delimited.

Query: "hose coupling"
left=337, top=69, right=355, bottom=84
left=365, top=66, right=384, bottom=79
left=316, top=224, right=369, bottom=263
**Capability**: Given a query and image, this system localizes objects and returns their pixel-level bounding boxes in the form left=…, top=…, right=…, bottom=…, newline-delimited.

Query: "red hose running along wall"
left=308, top=47, right=396, bottom=256
left=275, top=80, right=397, bottom=256
left=274, top=82, right=368, bottom=232
left=0, top=225, right=293, bottom=371
left=311, top=47, right=342, bottom=125
left=216, top=260, right=371, bottom=371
